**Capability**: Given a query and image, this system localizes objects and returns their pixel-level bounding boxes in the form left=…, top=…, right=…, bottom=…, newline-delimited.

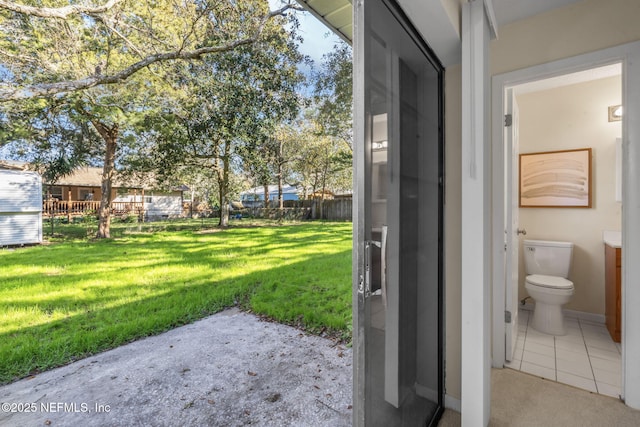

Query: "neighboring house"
left=111, top=184, right=189, bottom=220
left=239, top=185, right=299, bottom=208
left=41, top=166, right=187, bottom=220
left=297, top=0, right=640, bottom=425
left=0, top=163, right=42, bottom=246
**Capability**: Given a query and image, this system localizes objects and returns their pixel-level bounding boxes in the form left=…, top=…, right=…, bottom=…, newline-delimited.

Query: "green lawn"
left=0, top=221, right=352, bottom=385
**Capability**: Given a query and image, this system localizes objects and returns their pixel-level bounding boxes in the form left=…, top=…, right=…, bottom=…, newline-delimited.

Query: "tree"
left=0, top=99, right=104, bottom=234
left=287, top=118, right=352, bottom=201
left=0, top=0, right=302, bottom=237
left=127, top=20, right=304, bottom=227
left=242, top=125, right=298, bottom=211
left=0, top=1, right=301, bottom=100
left=269, top=124, right=306, bottom=209
left=313, top=42, right=353, bottom=152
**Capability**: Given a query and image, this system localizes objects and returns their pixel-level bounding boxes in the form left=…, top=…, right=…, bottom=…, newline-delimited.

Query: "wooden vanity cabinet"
left=605, top=244, right=621, bottom=343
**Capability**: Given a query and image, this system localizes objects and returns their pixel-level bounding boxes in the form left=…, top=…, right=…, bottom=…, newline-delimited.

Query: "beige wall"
left=516, top=76, right=622, bottom=314
left=491, top=0, right=640, bottom=75
left=444, top=64, right=462, bottom=401
left=441, top=0, right=462, bottom=38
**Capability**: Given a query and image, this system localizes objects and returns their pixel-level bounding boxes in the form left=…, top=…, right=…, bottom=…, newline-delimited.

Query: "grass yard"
left=0, top=221, right=352, bottom=385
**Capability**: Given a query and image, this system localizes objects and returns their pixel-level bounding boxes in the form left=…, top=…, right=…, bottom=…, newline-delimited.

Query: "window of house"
left=48, top=186, right=63, bottom=200
left=79, top=188, right=94, bottom=201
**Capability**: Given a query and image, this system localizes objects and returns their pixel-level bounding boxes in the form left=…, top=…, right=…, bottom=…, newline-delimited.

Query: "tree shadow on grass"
left=0, top=225, right=352, bottom=385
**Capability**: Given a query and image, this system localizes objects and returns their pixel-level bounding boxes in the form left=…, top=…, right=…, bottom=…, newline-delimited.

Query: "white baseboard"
left=564, top=308, right=605, bottom=324
left=415, top=384, right=461, bottom=413
left=415, top=383, right=438, bottom=402
left=444, top=394, right=461, bottom=412
left=519, top=302, right=605, bottom=324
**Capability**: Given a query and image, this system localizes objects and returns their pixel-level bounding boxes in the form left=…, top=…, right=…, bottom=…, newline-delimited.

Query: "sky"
left=268, top=0, right=343, bottom=67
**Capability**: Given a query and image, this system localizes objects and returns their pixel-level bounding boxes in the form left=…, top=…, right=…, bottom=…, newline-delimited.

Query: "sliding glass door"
left=353, top=1, right=444, bottom=425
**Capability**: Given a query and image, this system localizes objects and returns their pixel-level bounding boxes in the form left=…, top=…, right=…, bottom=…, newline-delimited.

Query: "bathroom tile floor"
left=505, top=308, right=622, bottom=399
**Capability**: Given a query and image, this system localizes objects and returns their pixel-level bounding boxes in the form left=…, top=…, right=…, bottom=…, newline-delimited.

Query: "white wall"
left=146, top=193, right=183, bottom=218
left=114, top=192, right=184, bottom=218
left=516, top=76, right=622, bottom=314
left=0, top=170, right=42, bottom=246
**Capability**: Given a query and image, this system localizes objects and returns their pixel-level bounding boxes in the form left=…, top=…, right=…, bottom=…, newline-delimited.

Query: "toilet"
left=523, top=239, right=574, bottom=336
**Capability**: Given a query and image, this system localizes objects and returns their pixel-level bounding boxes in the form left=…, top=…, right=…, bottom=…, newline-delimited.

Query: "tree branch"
left=0, top=4, right=301, bottom=102
left=0, top=0, right=124, bottom=19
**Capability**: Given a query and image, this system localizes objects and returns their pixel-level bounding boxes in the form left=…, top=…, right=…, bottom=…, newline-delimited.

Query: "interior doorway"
left=500, top=64, right=623, bottom=397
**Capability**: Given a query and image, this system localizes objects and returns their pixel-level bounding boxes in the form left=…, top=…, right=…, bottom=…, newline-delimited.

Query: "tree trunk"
left=92, top=121, right=119, bottom=238
left=219, top=184, right=229, bottom=227
left=320, top=155, right=329, bottom=220
left=217, top=144, right=231, bottom=227
left=277, top=139, right=284, bottom=210
left=263, top=183, right=270, bottom=209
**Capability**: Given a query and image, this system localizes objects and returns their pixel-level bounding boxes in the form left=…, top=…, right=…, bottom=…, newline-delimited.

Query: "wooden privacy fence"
left=316, top=198, right=352, bottom=221
left=243, top=198, right=352, bottom=221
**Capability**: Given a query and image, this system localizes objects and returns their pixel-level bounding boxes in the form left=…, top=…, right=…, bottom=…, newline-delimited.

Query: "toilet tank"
left=523, top=239, right=574, bottom=278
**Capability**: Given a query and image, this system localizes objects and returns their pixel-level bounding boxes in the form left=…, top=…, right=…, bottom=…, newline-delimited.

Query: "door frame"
left=490, top=40, right=640, bottom=409
left=352, top=0, right=445, bottom=425
left=503, top=87, right=520, bottom=363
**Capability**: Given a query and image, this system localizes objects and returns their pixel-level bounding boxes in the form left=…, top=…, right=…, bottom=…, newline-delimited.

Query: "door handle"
left=366, top=226, right=388, bottom=304
left=381, top=225, right=387, bottom=307
left=363, top=241, right=372, bottom=298
left=517, top=228, right=527, bottom=236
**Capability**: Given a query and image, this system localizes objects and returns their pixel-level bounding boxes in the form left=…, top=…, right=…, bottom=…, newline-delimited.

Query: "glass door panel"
left=354, top=0, right=444, bottom=425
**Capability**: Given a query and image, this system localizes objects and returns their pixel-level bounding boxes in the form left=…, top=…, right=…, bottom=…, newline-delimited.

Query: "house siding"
left=0, top=170, right=42, bottom=246
left=114, top=192, right=184, bottom=219
left=145, top=194, right=183, bottom=219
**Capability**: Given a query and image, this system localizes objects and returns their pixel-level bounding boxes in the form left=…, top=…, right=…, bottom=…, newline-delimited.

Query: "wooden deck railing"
left=43, top=200, right=144, bottom=219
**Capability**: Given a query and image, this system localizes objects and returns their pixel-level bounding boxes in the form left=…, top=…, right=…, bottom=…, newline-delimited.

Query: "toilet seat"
left=526, top=274, right=573, bottom=290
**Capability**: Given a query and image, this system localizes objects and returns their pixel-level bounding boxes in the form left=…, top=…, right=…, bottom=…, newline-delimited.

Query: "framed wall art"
left=519, top=148, right=592, bottom=208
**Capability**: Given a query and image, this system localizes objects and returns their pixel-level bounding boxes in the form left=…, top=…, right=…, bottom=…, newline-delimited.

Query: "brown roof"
left=0, top=160, right=31, bottom=171
left=48, top=167, right=143, bottom=189
left=2, top=161, right=187, bottom=191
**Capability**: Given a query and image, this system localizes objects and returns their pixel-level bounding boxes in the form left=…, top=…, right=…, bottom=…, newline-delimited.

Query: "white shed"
left=0, top=169, right=43, bottom=246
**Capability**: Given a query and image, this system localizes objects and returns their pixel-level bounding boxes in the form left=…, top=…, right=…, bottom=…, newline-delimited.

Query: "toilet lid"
left=527, top=274, right=574, bottom=290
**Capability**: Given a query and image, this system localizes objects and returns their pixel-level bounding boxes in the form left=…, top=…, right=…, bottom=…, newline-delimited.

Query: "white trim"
left=491, top=40, right=640, bottom=410
left=520, top=303, right=606, bottom=325
left=490, top=51, right=507, bottom=372
left=445, top=394, right=462, bottom=413
left=415, top=383, right=438, bottom=402
left=461, top=1, right=491, bottom=426
left=565, top=309, right=605, bottom=325
left=622, top=41, right=640, bottom=410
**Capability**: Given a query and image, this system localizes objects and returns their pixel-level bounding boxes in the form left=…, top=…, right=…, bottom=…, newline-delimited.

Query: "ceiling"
left=295, top=0, right=352, bottom=43
left=491, top=0, right=583, bottom=27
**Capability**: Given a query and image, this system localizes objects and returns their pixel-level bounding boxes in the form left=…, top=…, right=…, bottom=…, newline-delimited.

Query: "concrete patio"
left=0, top=308, right=352, bottom=427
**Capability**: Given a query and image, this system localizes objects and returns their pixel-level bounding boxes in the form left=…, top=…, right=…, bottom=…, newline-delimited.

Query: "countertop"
left=603, top=230, right=622, bottom=248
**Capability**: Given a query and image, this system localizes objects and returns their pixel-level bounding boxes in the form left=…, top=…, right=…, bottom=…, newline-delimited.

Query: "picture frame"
left=519, top=148, right=592, bottom=208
